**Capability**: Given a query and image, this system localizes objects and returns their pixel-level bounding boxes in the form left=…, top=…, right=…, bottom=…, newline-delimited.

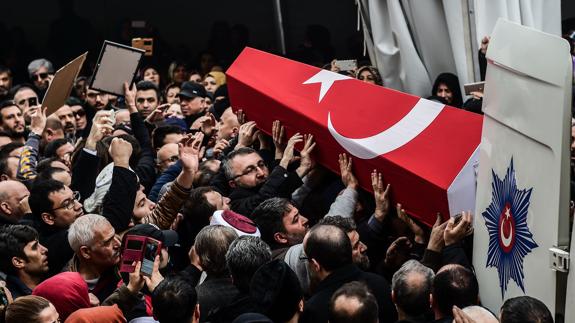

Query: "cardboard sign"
left=90, top=41, right=145, bottom=96
left=226, top=48, right=483, bottom=226
left=42, top=52, right=87, bottom=116
left=472, top=19, right=572, bottom=316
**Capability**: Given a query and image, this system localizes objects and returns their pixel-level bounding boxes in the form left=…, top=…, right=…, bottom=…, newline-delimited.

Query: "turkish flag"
left=226, top=48, right=483, bottom=226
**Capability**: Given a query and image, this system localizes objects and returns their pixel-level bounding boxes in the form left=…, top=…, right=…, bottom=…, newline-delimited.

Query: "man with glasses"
left=157, top=143, right=179, bottom=173
left=222, top=132, right=316, bottom=215
left=27, top=59, right=54, bottom=99
left=12, top=85, right=39, bottom=125
left=28, top=179, right=84, bottom=276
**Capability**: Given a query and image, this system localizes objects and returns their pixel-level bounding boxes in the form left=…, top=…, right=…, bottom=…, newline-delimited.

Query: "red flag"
left=227, top=48, right=483, bottom=226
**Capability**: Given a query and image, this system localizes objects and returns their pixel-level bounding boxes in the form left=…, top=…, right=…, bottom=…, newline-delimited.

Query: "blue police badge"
left=481, top=158, right=538, bottom=298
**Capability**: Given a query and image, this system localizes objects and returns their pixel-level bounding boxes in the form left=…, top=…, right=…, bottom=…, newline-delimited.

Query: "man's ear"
left=273, top=232, right=288, bottom=245
left=11, top=256, right=25, bottom=270
left=0, top=174, right=9, bottom=182
left=79, top=245, right=91, bottom=260
left=41, top=212, right=55, bottom=226
left=228, top=180, right=236, bottom=189
left=0, top=202, right=12, bottom=215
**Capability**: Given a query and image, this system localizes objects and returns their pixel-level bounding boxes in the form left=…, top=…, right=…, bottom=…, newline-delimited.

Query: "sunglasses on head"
left=32, top=73, right=49, bottom=81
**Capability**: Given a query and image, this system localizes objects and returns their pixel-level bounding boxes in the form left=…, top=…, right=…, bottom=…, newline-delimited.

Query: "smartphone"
left=463, top=81, right=485, bottom=95
left=119, top=235, right=146, bottom=273
left=108, top=109, right=116, bottom=125
left=141, top=238, right=161, bottom=276
left=335, top=59, right=357, bottom=72
left=29, top=97, right=37, bottom=106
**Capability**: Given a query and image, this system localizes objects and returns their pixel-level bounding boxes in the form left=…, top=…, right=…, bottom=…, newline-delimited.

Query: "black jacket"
left=229, top=165, right=303, bottom=216
left=301, top=264, right=397, bottom=323
left=37, top=222, right=74, bottom=277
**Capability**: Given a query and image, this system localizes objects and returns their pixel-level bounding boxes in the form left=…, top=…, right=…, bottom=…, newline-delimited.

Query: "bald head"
left=329, top=282, right=378, bottom=323
left=462, top=306, right=498, bottom=323
left=0, top=180, right=31, bottom=221
left=304, top=224, right=352, bottom=272
left=157, top=143, right=179, bottom=173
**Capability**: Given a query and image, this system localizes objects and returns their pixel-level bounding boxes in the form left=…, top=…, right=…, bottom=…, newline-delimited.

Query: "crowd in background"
left=0, top=21, right=571, bottom=323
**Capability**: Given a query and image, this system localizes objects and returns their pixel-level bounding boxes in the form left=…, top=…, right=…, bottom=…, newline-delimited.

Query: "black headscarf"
left=431, top=72, right=463, bottom=108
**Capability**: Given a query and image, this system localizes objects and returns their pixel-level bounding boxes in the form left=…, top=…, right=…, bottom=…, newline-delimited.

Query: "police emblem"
left=481, top=158, right=538, bottom=298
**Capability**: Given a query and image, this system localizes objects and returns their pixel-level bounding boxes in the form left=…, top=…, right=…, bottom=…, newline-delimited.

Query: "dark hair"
left=65, top=96, right=83, bottom=107
left=183, top=186, right=217, bottom=220
left=28, top=179, right=65, bottom=217
left=0, top=225, right=39, bottom=275
left=0, top=100, right=18, bottom=124
left=222, top=147, right=259, bottom=180
left=304, top=224, right=352, bottom=271
left=0, top=65, right=12, bottom=77
left=318, top=215, right=356, bottom=233
left=36, top=157, right=62, bottom=175
left=0, top=142, right=23, bottom=159
left=44, top=138, right=69, bottom=159
left=5, top=295, right=52, bottom=323
left=36, top=166, right=69, bottom=183
left=194, top=160, right=218, bottom=187
left=225, top=236, right=272, bottom=293
left=152, top=276, right=198, bottom=323
left=329, top=281, right=379, bottom=323
left=152, top=125, right=183, bottom=150
left=391, top=260, right=434, bottom=317
left=431, top=72, right=463, bottom=108
left=432, top=264, right=479, bottom=316
left=500, top=296, right=553, bottom=323
left=250, top=198, right=292, bottom=247
left=164, top=82, right=180, bottom=97
left=136, top=80, right=161, bottom=102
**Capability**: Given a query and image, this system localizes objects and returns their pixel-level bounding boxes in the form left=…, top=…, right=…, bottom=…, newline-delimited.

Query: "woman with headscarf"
left=431, top=72, right=463, bottom=108
left=204, top=71, right=227, bottom=95
left=32, top=272, right=92, bottom=321
left=356, top=66, right=383, bottom=86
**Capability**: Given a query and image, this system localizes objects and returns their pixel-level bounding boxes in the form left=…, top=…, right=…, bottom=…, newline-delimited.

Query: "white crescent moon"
left=500, top=218, right=513, bottom=248
left=327, top=99, right=445, bottom=159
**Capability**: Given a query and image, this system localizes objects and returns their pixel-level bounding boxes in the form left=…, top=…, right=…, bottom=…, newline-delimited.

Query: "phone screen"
left=141, top=240, right=159, bottom=276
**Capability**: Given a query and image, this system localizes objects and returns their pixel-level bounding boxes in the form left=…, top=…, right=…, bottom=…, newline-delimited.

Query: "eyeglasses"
left=73, top=109, right=86, bottom=118
left=51, top=191, right=81, bottom=211
left=32, top=73, right=49, bottom=81
left=232, top=160, right=267, bottom=180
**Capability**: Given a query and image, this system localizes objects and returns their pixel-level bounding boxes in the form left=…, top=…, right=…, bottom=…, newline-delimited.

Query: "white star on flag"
left=303, top=70, right=352, bottom=103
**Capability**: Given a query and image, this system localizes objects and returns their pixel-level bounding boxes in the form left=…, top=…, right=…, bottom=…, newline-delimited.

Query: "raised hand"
left=199, top=112, right=217, bottom=136
left=145, top=103, right=170, bottom=123
left=123, top=82, right=137, bottom=112
left=29, top=106, right=47, bottom=135
left=338, top=153, right=358, bottom=189
left=127, top=261, right=145, bottom=293
left=427, top=213, right=447, bottom=252
left=143, top=255, right=164, bottom=292
left=444, top=211, right=473, bottom=246
left=236, top=121, right=259, bottom=149
left=235, top=109, right=246, bottom=125
left=279, top=133, right=303, bottom=169
left=86, top=110, right=115, bottom=150
left=272, top=120, right=286, bottom=159
left=213, top=138, right=230, bottom=158
left=397, top=203, right=426, bottom=244
left=108, top=137, right=133, bottom=168
left=179, top=132, right=204, bottom=174
left=371, top=170, right=391, bottom=222
left=296, top=134, right=316, bottom=178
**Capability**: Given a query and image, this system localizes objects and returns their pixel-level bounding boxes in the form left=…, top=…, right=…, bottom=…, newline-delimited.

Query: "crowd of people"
left=0, top=30, right=565, bottom=323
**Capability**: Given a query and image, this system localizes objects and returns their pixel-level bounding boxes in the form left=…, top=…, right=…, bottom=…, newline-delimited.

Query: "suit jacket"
left=301, top=264, right=397, bottom=323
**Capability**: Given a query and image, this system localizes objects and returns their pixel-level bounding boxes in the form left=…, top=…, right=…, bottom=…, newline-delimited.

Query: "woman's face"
left=203, top=76, right=218, bottom=94
left=358, top=70, right=376, bottom=84
left=436, top=83, right=453, bottom=104
left=166, top=104, right=184, bottom=119
left=144, top=68, right=160, bottom=86
left=189, top=73, right=202, bottom=84
left=173, top=66, right=188, bottom=84
left=166, top=87, right=180, bottom=104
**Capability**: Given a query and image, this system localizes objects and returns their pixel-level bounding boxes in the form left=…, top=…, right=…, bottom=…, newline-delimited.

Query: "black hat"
left=214, top=84, right=228, bottom=99
left=210, top=98, right=230, bottom=121
left=249, top=259, right=303, bottom=322
left=125, top=223, right=179, bottom=247
left=178, top=81, right=207, bottom=99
